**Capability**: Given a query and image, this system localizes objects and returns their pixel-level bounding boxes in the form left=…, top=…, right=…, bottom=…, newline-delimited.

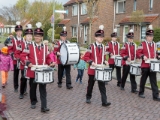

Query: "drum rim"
left=60, top=43, right=80, bottom=65
left=60, top=43, right=68, bottom=65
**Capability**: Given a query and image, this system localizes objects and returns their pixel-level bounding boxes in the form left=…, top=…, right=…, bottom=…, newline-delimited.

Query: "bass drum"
left=60, top=43, right=80, bottom=65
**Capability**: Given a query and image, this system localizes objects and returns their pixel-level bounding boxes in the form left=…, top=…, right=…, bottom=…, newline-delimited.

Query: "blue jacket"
left=74, top=59, right=87, bottom=70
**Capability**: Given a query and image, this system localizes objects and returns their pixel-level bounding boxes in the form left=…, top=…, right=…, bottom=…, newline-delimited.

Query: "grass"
left=0, top=36, right=6, bottom=43
left=146, top=81, right=160, bottom=89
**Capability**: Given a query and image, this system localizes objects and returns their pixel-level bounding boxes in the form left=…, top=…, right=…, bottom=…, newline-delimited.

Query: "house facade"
left=59, top=0, right=160, bottom=44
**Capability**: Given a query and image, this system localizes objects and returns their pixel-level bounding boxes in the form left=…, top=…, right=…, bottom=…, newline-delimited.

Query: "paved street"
left=0, top=44, right=160, bottom=120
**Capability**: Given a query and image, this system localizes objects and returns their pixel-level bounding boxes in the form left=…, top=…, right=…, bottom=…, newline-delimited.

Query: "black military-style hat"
left=95, top=25, right=104, bottom=37
left=34, top=22, right=44, bottom=36
left=111, top=29, right=117, bottom=37
left=146, top=25, right=154, bottom=36
left=15, top=21, right=23, bottom=32
left=126, top=29, right=134, bottom=39
left=24, top=24, right=33, bottom=35
left=60, top=26, right=67, bottom=37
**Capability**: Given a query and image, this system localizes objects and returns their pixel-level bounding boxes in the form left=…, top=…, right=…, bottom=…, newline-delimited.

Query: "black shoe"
left=31, top=104, right=36, bottom=109
left=19, top=94, right=24, bottom=99
left=102, top=102, right=111, bottom=107
left=105, top=82, right=108, bottom=85
left=41, top=108, right=46, bottom=112
left=153, top=97, right=160, bottom=101
left=117, top=83, right=121, bottom=87
left=86, top=99, right=91, bottom=104
left=139, top=94, right=145, bottom=98
left=120, top=87, right=125, bottom=90
left=14, top=89, right=18, bottom=93
left=67, top=85, right=73, bottom=89
left=58, top=84, right=62, bottom=88
left=131, top=90, right=139, bottom=94
left=24, top=91, right=28, bottom=95
left=45, top=108, right=50, bottom=111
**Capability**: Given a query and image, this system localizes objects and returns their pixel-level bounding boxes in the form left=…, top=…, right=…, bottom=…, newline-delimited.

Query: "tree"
left=82, top=0, right=100, bottom=44
left=130, top=10, right=144, bottom=30
left=15, top=0, right=30, bottom=20
left=153, top=28, right=160, bottom=43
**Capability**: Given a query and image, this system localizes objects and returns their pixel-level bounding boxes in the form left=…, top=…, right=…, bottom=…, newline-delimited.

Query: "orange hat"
left=1, top=47, right=8, bottom=54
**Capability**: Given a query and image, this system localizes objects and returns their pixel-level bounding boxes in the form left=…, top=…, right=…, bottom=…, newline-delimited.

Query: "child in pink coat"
left=0, top=47, right=13, bottom=88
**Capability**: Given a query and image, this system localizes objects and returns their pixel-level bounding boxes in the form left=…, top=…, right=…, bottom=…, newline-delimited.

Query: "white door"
left=123, top=25, right=129, bottom=43
left=83, top=25, right=88, bottom=44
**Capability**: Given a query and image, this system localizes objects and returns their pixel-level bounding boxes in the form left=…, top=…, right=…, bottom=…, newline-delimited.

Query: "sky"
left=0, top=0, right=68, bottom=8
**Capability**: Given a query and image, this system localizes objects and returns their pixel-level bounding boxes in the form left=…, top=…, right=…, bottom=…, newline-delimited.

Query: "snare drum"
left=95, top=67, right=112, bottom=82
left=60, top=43, right=80, bottom=65
left=115, top=56, right=122, bottom=67
left=130, top=64, right=141, bottom=76
left=150, top=60, right=160, bottom=72
left=35, top=68, right=54, bottom=84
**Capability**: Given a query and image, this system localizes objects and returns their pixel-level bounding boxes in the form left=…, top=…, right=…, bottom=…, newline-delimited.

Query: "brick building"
left=59, top=0, right=160, bottom=44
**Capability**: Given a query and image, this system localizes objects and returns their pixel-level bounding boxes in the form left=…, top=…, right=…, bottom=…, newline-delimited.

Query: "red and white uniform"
left=83, top=42, right=107, bottom=75
left=8, top=37, right=24, bottom=65
left=120, top=42, right=136, bottom=65
left=53, top=40, right=70, bottom=64
left=14, top=41, right=32, bottom=70
left=136, top=41, right=157, bottom=68
left=106, top=41, right=120, bottom=64
left=20, top=42, right=52, bottom=78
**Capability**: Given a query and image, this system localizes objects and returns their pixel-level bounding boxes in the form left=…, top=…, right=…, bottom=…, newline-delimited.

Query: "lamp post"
left=52, top=0, right=55, bottom=42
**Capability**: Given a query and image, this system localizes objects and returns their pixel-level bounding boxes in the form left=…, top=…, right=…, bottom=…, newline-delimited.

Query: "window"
left=141, top=26, right=147, bottom=41
left=116, top=0, right=126, bottom=13
left=72, top=4, right=78, bottom=16
left=123, top=25, right=128, bottom=42
left=133, top=0, right=137, bottom=11
left=149, top=0, right=153, bottom=10
left=117, top=27, right=120, bottom=37
left=72, top=27, right=77, bottom=37
left=81, top=3, right=87, bottom=15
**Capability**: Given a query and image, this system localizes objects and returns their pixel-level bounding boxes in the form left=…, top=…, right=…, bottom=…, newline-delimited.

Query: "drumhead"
left=131, top=64, right=141, bottom=67
left=60, top=44, right=68, bottom=65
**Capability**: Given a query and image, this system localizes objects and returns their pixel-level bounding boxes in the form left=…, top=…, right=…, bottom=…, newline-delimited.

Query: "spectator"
left=4, top=33, right=14, bottom=46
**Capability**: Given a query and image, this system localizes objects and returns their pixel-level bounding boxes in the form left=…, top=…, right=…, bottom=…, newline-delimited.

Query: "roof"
left=81, top=17, right=98, bottom=24
left=58, top=19, right=70, bottom=25
left=64, top=0, right=83, bottom=7
left=119, top=14, right=159, bottom=25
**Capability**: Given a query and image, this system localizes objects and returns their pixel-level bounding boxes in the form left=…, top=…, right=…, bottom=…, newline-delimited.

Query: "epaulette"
left=121, top=43, right=126, bottom=49
left=54, top=42, right=59, bottom=48
left=8, top=41, right=13, bottom=46
left=23, top=45, right=30, bottom=53
left=17, top=44, right=22, bottom=51
left=86, top=44, right=92, bottom=53
left=137, top=43, right=143, bottom=49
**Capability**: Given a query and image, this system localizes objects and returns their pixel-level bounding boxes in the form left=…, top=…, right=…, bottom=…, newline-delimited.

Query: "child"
left=74, top=52, right=87, bottom=84
left=0, top=47, right=13, bottom=88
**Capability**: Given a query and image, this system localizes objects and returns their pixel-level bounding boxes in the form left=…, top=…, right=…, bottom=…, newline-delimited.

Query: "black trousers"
left=29, top=78, right=47, bottom=108
left=86, top=75, right=107, bottom=104
left=20, top=70, right=27, bottom=95
left=109, top=64, right=121, bottom=84
left=139, top=68, right=159, bottom=98
left=13, top=64, right=20, bottom=89
left=58, top=64, right=72, bottom=87
left=121, top=65, right=137, bottom=90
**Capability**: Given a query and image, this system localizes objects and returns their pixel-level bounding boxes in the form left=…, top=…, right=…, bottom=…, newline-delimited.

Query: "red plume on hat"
left=95, top=25, right=104, bottom=37
left=146, top=25, right=154, bottom=36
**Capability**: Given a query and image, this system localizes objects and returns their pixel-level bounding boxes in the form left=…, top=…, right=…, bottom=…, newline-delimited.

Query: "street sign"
left=55, top=10, right=68, bottom=14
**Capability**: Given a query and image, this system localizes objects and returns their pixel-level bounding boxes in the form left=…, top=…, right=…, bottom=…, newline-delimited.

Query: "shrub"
left=153, top=28, right=160, bottom=43
left=102, top=37, right=121, bottom=45
left=134, top=40, right=141, bottom=46
left=55, top=27, right=62, bottom=34
left=70, top=37, right=77, bottom=43
left=54, top=34, right=60, bottom=39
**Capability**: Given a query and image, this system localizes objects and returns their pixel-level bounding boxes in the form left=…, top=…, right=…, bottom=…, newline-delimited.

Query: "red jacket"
left=83, top=43, right=107, bottom=75
left=106, top=41, right=120, bottom=64
left=20, top=42, right=52, bottom=78
left=120, top=42, right=136, bottom=66
left=14, top=41, right=31, bottom=70
left=8, top=37, right=24, bottom=65
left=136, top=41, right=157, bottom=68
left=53, top=40, right=70, bottom=64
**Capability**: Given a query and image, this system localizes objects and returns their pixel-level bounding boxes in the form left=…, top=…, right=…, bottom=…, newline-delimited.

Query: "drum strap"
left=112, top=42, right=120, bottom=55
left=127, top=42, right=136, bottom=61
left=32, top=42, right=46, bottom=65
left=93, top=43, right=104, bottom=65
left=145, top=41, right=156, bottom=59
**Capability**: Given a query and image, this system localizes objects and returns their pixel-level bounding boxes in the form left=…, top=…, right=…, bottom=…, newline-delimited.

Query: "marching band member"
left=53, top=27, right=73, bottom=89
left=120, top=29, right=138, bottom=93
left=8, top=21, right=24, bottom=92
left=136, top=25, right=160, bottom=101
left=106, top=29, right=121, bottom=87
left=14, top=24, right=33, bottom=99
left=83, top=25, right=111, bottom=107
left=20, top=22, right=55, bottom=112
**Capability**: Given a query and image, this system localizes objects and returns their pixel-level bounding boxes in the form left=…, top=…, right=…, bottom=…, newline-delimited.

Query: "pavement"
left=0, top=44, right=160, bottom=120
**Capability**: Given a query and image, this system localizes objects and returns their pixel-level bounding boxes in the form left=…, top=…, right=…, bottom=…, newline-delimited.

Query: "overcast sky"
left=0, top=0, right=68, bottom=8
